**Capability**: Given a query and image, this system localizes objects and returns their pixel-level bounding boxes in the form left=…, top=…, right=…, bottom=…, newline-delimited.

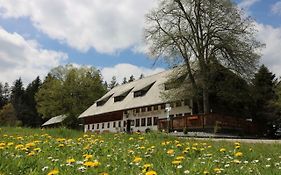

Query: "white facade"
left=84, top=101, right=191, bottom=133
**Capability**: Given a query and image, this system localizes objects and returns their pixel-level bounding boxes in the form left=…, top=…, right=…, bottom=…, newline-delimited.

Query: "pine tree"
left=10, top=78, right=26, bottom=126
left=108, top=76, right=118, bottom=89
left=139, top=74, right=144, bottom=79
left=122, top=77, right=127, bottom=84
left=251, top=65, right=278, bottom=134
left=128, top=75, right=135, bottom=82
left=24, top=76, right=43, bottom=127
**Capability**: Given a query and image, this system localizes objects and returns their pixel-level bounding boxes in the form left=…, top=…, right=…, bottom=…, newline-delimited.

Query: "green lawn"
left=0, top=127, right=280, bottom=175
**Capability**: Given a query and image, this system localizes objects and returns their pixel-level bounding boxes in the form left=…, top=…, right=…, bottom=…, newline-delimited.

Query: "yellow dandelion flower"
left=47, top=169, right=59, bottom=175
left=172, top=160, right=182, bottom=165
left=175, top=156, right=185, bottom=161
left=203, top=170, right=209, bottom=174
left=58, top=144, right=64, bottom=147
left=213, top=168, right=222, bottom=174
left=25, top=142, right=36, bottom=148
left=142, top=164, right=152, bottom=173
left=167, top=149, right=174, bottom=155
left=83, top=154, right=93, bottom=159
left=56, top=138, right=66, bottom=142
left=234, top=152, right=243, bottom=157
left=83, top=161, right=100, bottom=167
left=176, top=143, right=182, bottom=147
left=233, top=159, right=241, bottom=164
left=34, top=148, right=41, bottom=152
left=143, top=164, right=152, bottom=169
left=145, top=170, right=157, bottom=175
left=133, top=156, right=142, bottom=163
left=66, top=158, right=75, bottom=164
left=219, top=148, right=226, bottom=152
left=15, top=144, right=24, bottom=149
left=27, top=151, right=35, bottom=156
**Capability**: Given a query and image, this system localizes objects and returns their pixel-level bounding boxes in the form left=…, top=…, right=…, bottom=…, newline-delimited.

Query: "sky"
left=0, top=0, right=281, bottom=86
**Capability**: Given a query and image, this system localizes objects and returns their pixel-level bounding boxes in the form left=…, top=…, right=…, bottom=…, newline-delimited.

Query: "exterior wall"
left=84, top=101, right=191, bottom=133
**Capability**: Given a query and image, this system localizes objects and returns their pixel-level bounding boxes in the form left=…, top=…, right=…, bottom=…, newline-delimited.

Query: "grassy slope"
left=0, top=127, right=280, bottom=175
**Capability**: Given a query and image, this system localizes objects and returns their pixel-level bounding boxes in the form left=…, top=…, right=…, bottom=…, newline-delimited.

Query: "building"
left=42, top=114, right=67, bottom=128
left=78, top=70, right=192, bottom=133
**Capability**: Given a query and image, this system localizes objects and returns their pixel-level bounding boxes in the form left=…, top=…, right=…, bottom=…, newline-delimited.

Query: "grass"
left=0, top=127, right=281, bottom=175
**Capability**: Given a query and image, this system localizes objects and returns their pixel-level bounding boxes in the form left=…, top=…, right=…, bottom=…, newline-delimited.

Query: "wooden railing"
left=158, top=113, right=258, bottom=134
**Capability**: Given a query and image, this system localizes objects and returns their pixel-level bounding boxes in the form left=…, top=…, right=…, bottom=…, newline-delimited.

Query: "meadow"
left=0, top=127, right=281, bottom=175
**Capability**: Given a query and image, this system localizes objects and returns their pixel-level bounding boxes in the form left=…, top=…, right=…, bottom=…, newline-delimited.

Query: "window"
left=123, top=121, right=126, bottom=127
left=160, top=104, right=165, bottom=109
left=92, top=124, right=95, bottom=130
left=147, top=106, right=152, bottom=111
left=133, top=82, right=155, bottom=97
left=131, top=120, right=135, bottom=126
left=113, top=122, right=116, bottom=128
left=141, top=118, right=146, bottom=126
left=114, top=96, right=124, bottom=102
left=118, top=121, right=121, bottom=127
left=136, top=119, right=140, bottom=127
left=102, top=123, right=104, bottom=129
left=87, top=125, right=90, bottom=130
left=153, top=117, right=158, bottom=126
left=153, top=105, right=158, bottom=111
left=141, top=107, right=146, bottom=112
left=169, top=114, right=174, bottom=119
left=136, top=108, right=140, bottom=113
left=97, top=124, right=99, bottom=129
left=170, top=103, right=175, bottom=108
left=96, top=94, right=113, bottom=106
left=107, top=122, right=110, bottom=128
left=176, top=113, right=183, bottom=117
left=147, top=117, right=152, bottom=126
left=176, top=101, right=182, bottom=107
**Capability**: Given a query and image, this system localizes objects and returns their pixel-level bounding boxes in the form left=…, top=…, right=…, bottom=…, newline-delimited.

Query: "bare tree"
left=145, top=0, right=263, bottom=114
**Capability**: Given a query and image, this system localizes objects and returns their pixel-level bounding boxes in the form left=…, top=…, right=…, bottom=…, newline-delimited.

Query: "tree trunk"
left=203, top=87, right=210, bottom=114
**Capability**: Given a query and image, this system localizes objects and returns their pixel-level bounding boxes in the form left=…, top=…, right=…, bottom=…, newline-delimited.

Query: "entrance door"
left=126, top=119, right=131, bottom=133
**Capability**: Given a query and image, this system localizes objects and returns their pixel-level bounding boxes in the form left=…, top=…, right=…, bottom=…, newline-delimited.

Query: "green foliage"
left=145, top=0, right=263, bottom=114
left=0, top=103, right=21, bottom=126
left=208, top=64, right=252, bottom=117
left=36, top=64, right=107, bottom=128
left=251, top=65, right=279, bottom=130
left=10, top=78, right=27, bottom=124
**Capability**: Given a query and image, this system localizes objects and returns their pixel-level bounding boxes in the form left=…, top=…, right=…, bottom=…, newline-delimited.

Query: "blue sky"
left=0, top=0, right=281, bottom=85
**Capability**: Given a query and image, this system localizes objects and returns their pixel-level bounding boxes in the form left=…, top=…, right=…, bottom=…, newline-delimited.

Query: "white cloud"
left=238, top=0, right=260, bottom=11
left=272, top=1, right=281, bottom=15
left=255, top=23, right=281, bottom=78
left=100, top=63, right=165, bottom=83
left=0, top=0, right=157, bottom=54
left=0, top=27, right=67, bottom=85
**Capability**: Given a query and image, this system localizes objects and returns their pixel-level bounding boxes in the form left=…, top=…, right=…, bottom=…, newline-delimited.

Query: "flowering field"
left=0, top=127, right=281, bottom=175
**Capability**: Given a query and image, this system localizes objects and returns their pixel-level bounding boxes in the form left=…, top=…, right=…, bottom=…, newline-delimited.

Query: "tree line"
left=0, top=65, right=145, bottom=128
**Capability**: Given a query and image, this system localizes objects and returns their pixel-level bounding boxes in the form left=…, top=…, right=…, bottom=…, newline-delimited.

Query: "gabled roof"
left=79, top=69, right=173, bottom=118
left=42, top=115, right=67, bottom=126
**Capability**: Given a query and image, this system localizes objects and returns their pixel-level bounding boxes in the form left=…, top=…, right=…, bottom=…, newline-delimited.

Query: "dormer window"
left=133, top=81, right=155, bottom=97
left=96, top=94, right=113, bottom=106
left=114, top=88, right=133, bottom=102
